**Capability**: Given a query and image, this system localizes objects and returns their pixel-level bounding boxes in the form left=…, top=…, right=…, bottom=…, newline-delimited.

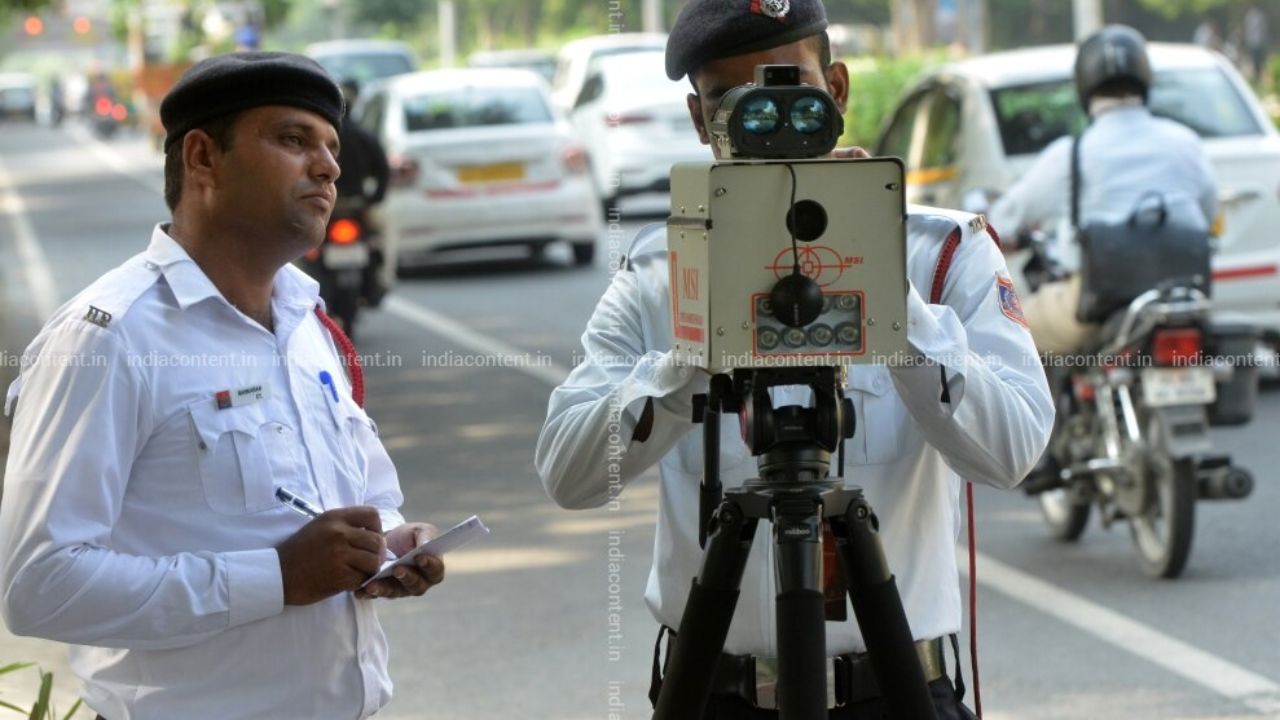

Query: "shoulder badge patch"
left=751, top=0, right=790, bottom=21
left=996, top=274, right=1028, bottom=328
left=84, top=306, right=113, bottom=328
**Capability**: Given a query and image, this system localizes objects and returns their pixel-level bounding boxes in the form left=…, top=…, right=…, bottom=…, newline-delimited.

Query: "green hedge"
left=839, top=55, right=938, bottom=149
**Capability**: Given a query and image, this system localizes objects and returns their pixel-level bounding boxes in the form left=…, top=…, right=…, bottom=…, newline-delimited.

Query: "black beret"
left=160, top=51, right=343, bottom=152
left=666, top=0, right=829, bottom=81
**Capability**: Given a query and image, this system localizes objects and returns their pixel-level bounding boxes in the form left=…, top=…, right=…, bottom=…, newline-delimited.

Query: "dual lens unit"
left=708, top=65, right=844, bottom=160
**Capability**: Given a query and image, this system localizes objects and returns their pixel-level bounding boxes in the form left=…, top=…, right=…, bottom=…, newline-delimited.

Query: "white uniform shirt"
left=988, top=104, right=1218, bottom=272
left=0, top=226, right=405, bottom=720
left=536, top=207, right=1054, bottom=657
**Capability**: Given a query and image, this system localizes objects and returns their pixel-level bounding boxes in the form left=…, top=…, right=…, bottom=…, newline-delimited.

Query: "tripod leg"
left=772, top=497, right=829, bottom=720
left=832, top=497, right=939, bottom=720
left=654, top=501, right=759, bottom=720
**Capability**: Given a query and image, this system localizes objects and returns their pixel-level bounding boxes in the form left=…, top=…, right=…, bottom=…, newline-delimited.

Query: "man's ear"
left=181, top=129, right=222, bottom=194
left=687, top=93, right=711, bottom=145
left=826, top=61, right=850, bottom=115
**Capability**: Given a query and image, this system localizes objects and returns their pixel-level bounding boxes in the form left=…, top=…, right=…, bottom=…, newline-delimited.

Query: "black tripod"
left=652, top=367, right=938, bottom=720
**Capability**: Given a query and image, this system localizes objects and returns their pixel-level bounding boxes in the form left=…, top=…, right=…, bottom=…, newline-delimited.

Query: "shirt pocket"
left=321, top=393, right=371, bottom=492
left=846, top=366, right=913, bottom=467
left=188, top=401, right=278, bottom=515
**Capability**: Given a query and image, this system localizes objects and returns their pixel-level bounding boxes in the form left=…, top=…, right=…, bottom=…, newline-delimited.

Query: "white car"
left=0, top=72, right=37, bottom=122
left=354, top=69, right=603, bottom=268
left=305, top=39, right=419, bottom=85
left=550, top=32, right=668, bottom=113
left=570, top=50, right=708, bottom=215
left=875, top=43, right=1280, bottom=338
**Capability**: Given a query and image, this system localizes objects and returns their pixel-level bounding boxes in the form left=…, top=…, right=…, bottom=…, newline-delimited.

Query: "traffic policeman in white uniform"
left=988, top=25, right=1218, bottom=355
left=0, top=53, right=444, bottom=720
left=535, top=1, right=1053, bottom=717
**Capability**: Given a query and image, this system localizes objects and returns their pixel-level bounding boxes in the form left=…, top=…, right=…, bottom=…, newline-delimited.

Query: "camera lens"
left=835, top=322, right=861, bottom=347
left=756, top=295, right=773, bottom=317
left=741, top=96, right=780, bottom=135
left=821, top=295, right=834, bottom=314
left=785, top=199, right=827, bottom=242
left=835, top=294, right=860, bottom=313
left=783, top=327, right=807, bottom=349
left=758, top=327, right=781, bottom=351
left=807, top=323, right=834, bottom=347
left=790, top=96, right=828, bottom=135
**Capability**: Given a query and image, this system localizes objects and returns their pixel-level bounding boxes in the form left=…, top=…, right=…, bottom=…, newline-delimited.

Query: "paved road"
left=1, top=121, right=1278, bottom=719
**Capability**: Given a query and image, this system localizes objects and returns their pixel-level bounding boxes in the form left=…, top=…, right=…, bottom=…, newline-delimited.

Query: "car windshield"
left=403, top=86, right=552, bottom=131
left=1, top=87, right=34, bottom=107
left=990, top=66, right=1262, bottom=156
left=313, top=52, right=414, bottom=83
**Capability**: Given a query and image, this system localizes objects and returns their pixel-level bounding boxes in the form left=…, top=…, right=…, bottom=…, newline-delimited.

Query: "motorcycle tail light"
left=328, top=218, right=361, bottom=245
left=1072, top=375, right=1095, bottom=403
left=389, top=154, right=419, bottom=188
left=1152, top=328, right=1203, bottom=366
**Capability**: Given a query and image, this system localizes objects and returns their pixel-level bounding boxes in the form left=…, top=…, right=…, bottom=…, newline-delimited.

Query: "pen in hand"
left=275, top=486, right=396, bottom=563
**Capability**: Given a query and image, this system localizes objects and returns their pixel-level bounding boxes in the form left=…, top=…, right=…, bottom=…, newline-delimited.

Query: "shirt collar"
left=145, top=224, right=321, bottom=314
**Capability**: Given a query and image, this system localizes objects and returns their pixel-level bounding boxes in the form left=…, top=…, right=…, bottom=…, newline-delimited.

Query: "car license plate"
left=457, top=163, right=525, bottom=183
left=323, top=243, right=369, bottom=269
left=1141, top=367, right=1216, bottom=407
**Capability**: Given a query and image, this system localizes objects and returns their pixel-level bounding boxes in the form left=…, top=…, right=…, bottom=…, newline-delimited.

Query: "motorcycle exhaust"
left=1198, top=467, right=1254, bottom=500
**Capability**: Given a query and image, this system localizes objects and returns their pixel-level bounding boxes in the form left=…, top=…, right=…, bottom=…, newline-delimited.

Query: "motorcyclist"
left=335, top=79, right=392, bottom=305
left=988, top=24, right=1218, bottom=356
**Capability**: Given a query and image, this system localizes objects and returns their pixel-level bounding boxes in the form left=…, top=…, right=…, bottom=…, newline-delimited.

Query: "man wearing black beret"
left=1, top=52, right=446, bottom=719
left=537, top=1, right=1052, bottom=718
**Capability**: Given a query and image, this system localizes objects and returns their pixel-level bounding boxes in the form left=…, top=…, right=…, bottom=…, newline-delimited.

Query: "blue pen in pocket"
left=318, top=370, right=339, bottom=402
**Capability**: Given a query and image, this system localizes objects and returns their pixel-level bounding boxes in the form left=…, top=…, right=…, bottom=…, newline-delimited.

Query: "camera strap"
left=314, top=306, right=365, bottom=408
left=929, top=225, right=984, bottom=718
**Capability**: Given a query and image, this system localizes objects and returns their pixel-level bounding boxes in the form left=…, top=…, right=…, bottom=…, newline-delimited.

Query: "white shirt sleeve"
left=535, top=265, right=705, bottom=509
left=356, top=417, right=406, bottom=532
left=0, top=322, right=284, bottom=649
left=988, top=137, right=1074, bottom=239
left=889, top=229, right=1055, bottom=488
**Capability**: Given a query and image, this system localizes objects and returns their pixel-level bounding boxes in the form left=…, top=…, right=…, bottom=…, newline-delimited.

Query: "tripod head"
left=694, top=366, right=855, bottom=546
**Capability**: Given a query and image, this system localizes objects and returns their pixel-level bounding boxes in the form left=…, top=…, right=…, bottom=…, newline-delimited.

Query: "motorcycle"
left=88, top=94, right=127, bottom=139
left=299, top=197, right=382, bottom=338
left=1020, top=234, right=1255, bottom=578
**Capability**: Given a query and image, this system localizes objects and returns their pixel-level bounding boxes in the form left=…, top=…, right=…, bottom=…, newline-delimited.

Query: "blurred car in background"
left=355, top=68, right=602, bottom=269
left=305, top=39, right=419, bottom=85
left=569, top=49, right=707, bottom=216
left=0, top=73, right=37, bottom=122
left=550, top=32, right=667, bottom=112
left=468, top=49, right=557, bottom=85
left=876, top=43, right=1280, bottom=339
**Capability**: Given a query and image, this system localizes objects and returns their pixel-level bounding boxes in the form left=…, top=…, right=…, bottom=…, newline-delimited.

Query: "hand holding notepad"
left=362, top=515, right=490, bottom=587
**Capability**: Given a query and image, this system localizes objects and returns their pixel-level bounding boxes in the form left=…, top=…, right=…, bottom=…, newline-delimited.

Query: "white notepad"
left=362, top=515, right=490, bottom=587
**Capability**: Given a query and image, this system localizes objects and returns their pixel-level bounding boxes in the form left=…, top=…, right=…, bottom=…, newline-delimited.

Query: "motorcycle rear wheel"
left=1129, top=416, right=1197, bottom=579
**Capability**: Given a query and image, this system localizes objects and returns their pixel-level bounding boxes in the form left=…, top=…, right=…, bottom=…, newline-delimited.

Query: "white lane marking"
left=382, top=295, right=573, bottom=386
left=64, top=123, right=165, bottom=197
left=0, top=154, right=59, bottom=321
left=385, top=292, right=1280, bottom=716
left=962, top=549, right=1280, bottom=717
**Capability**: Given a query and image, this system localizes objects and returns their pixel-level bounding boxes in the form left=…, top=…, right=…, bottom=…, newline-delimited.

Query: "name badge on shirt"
left=215, top=384, right=270, bottom=410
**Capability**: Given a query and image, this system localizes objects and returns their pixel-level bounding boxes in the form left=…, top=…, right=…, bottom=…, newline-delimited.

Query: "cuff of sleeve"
left=379, top=510, right=406, bottom=535
left=617, top=351, right=703, bottom=425
left=225, top=548, right=285, bottom=628
left=893, top=285, right=971, bottom=407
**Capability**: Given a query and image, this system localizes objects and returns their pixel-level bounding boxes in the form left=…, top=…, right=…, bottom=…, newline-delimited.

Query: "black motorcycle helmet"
left=1074, top=24, right=1153, bottom=111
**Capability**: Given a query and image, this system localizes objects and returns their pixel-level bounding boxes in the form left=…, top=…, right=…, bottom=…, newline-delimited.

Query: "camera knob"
left=770, top=274, right=824, bottom=328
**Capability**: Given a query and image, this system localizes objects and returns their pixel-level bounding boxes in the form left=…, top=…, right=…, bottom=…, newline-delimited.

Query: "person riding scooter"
left=336, top=79, right=391, bottom=308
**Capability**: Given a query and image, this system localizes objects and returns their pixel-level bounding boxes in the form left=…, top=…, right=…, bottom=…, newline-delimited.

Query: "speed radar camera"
left=668, top=65, right=908, bottom=371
